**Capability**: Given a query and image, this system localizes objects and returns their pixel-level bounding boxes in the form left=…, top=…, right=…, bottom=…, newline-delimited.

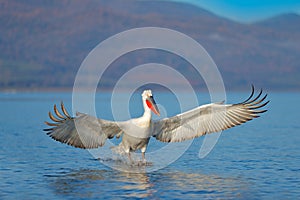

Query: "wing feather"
left=48, top=111, right=64, bottom=123
left=44, top=102, right=123, bottom=149
left=153, top=87, right=269, bottom=143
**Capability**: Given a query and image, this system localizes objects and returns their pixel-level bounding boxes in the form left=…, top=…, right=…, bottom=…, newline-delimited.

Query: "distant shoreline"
left=1, top=87, right=299, bottom=93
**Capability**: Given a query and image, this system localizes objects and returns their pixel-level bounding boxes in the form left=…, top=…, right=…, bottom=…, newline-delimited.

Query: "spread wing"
left=152, top=86, right=269, bottom=142
left=43, top=102, right=123, bottom=149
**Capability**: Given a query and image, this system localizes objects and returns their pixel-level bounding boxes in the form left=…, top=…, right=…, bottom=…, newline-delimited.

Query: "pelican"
left=44, top=86, right=269, bottom=162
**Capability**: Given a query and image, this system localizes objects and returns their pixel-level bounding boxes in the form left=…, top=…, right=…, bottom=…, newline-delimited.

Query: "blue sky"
left=165, top=0, right=300, bottom=23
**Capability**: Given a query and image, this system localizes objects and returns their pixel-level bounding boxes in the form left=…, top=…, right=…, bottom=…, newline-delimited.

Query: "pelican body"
left=114, top=90, right=160, bottom=161
left=44, top=86, right=269, bottom=162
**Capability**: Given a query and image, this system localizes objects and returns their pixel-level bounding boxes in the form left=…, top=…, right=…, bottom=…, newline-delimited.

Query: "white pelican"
left=44, top=86, right=269, bottom=162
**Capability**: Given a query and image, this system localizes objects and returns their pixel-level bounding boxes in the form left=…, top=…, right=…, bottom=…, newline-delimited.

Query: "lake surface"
left=0, top=91, right=299, bottom=199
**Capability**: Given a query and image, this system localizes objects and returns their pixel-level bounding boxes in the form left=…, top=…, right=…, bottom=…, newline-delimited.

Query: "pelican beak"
left=146, top=96, right=160, bottom=116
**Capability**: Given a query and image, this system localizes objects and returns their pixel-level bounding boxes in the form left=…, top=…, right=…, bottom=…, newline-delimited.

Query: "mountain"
left=0, top=0, right=299, bottom=91
left=255, top=13, right=300, bottom=34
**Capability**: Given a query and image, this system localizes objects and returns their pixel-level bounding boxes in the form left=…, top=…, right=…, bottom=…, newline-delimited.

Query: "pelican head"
left=142, top=90, right=160, bottom=116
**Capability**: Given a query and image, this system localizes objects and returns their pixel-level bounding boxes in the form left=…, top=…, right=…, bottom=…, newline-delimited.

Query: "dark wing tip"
left=240, top=85, right=255, bottom=104
left=239, top=86, right=269, bottom=115
left=44, top=121, right=59, bottom=126
left=44, top=101, right=73, bottom=131
left=240, top=86, right=269, bottom=104
left=43, top=128, right=53, bottom=132
left=61, top=101, right=72, bottom=119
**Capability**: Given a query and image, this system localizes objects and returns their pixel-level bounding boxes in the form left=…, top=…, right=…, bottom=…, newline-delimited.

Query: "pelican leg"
left=141, top=146, right=148, bottom=165
left=141, top=152, right=148, bottom=165
left=141, top=152, right=145, bottom=160
left=127, top=152, right=133, bottom=164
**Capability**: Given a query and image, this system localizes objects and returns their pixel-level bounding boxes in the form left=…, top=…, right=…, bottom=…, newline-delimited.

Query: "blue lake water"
left=0, top=91, right=299, bottom=199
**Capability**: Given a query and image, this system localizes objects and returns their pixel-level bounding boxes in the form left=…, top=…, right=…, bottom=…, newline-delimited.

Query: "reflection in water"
left=46, top=168, right=155, bottom=199
left=162, top=172, right=246, bottom=199
left=46, top=167, right=251, bottom=199
left=116, top=172, right=155, bottom=198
